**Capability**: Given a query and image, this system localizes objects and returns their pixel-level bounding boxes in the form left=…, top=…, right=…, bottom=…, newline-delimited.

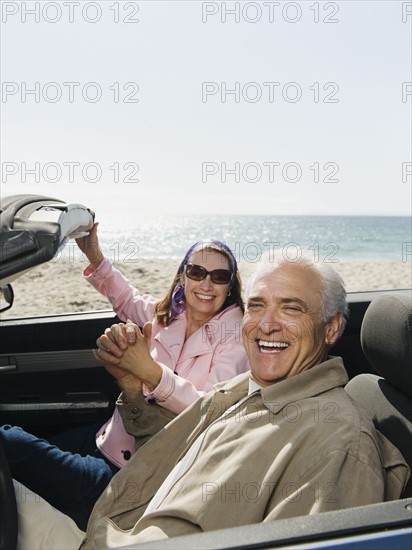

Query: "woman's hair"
left=155, top=240, right=243, bottom=326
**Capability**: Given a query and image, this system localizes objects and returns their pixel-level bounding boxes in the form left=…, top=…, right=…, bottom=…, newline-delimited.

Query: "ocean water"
left=93, top=215, right=411, bottom=263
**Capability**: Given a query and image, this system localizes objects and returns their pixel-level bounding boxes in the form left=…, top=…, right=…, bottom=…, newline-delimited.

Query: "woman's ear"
left=325, top=312, right=343, bottom=345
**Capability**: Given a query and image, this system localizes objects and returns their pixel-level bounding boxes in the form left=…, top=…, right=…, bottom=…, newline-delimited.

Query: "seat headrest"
left=361, top=293, right=412, bottom=398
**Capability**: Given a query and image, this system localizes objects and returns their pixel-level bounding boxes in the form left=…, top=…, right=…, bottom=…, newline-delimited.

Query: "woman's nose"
left=200, top=274, right=213, bottom=289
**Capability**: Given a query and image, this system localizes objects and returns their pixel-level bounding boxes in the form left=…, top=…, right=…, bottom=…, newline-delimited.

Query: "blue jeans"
left=0, top=422, right=119, bottom=530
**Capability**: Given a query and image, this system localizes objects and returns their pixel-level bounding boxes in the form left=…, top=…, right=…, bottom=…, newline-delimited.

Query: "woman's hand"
left=95, top=319, right=145, bottom=360
left=95, top=321, right=162, bottom=394
left=94, top=322, right=143, bottom=399
left=96, top=322, right=135, bottom=358
left=117, top=322, right=163, bottom=391
left=75, top=222, right=104, bottom=269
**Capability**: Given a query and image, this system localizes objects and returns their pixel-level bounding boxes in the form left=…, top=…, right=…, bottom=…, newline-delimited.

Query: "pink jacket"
left=84, top=258, right=249, bottom=468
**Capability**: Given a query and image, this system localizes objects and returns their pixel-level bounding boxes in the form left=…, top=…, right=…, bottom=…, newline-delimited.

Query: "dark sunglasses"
left=185, top=263, right=233, bottom=285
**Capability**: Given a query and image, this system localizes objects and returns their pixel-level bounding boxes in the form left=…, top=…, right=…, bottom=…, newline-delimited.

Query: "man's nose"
left=258, top=308, right=282, bottom=333
left=258, top=321, right=282, bottom=334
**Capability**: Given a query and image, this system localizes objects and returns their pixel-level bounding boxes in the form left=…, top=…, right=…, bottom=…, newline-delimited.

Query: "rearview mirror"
left=0, top=285, right=14, bottom=313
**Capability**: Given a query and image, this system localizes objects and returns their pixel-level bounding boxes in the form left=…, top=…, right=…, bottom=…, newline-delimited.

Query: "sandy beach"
left=1, top=258, right=411, bottom=319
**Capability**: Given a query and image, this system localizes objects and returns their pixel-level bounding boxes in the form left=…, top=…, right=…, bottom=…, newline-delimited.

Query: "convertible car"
left=0, top=195, right=411, bottom=549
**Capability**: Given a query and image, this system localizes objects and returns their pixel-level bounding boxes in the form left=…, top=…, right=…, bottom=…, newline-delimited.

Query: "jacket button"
left=131, top=407, right=139, bottom=414
left=123, top=450, right=132, bottom=460
left=147, top=398, right=156, bottom=405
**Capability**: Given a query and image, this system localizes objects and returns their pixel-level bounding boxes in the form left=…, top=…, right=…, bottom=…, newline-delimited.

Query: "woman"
left=81, top=224, right=248, bottom=471
left=1, top=224, right=249, bottom=530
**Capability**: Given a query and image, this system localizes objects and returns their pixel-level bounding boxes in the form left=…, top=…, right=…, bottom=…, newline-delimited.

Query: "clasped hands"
left=94, top=321, right=162, bottom=400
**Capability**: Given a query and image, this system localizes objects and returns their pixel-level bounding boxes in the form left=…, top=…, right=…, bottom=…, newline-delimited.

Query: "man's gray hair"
left=246, top=251, right=349, bottom=336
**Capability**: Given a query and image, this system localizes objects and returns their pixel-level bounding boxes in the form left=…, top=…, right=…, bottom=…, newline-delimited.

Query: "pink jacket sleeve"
left=83, top=257, right=157, bottom=325
left=144, top=308, right=250, bottom=415
left=145, top=350, right=249, bottom=415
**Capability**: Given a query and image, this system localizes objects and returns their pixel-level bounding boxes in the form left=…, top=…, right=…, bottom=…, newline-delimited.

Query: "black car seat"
left=345, top=293, right=412, bottom=497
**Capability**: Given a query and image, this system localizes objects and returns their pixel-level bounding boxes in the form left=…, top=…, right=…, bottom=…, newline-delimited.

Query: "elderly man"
left=15, top=252, right=410, bottom=549
left=75, top=252, right=409, bottom=548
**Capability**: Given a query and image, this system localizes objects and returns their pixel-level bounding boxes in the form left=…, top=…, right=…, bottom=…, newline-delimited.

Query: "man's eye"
left=285, top=306, right=301, bottom=312
left=248, top=302, right=263, bottom=309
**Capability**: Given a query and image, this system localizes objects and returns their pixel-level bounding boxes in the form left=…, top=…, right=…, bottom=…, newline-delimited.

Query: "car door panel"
left=0, top=289, right=406, bottom=436
left=0, top=311, right=120, bottom=436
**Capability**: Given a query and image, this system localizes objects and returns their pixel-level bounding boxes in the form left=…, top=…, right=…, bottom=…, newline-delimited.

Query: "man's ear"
left=325, top=312, right=343, bottom=345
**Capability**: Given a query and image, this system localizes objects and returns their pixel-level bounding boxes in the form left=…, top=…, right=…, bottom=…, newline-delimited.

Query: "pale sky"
left=1, top=0, right=411, bottom=220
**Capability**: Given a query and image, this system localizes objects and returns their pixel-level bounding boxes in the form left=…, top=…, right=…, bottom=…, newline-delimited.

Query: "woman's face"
left=182, top=249, right=231, bottom=322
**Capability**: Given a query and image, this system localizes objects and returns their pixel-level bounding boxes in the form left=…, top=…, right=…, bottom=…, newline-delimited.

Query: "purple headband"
left=169, top=239, right=238, bottom=322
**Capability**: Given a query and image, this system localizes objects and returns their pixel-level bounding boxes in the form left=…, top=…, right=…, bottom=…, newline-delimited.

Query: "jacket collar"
left=153, top=315, right=188, bottom=363
left=261, top=356, right=348, bottom=414
left=154, top=305, right=239, bottom=362
left=213, top=356, right=348, bottom=414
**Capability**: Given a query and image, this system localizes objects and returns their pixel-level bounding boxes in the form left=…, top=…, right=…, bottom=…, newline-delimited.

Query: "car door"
left=0, top=288, right=384, bottom=437
left=0, top=309, right=121, bottom=438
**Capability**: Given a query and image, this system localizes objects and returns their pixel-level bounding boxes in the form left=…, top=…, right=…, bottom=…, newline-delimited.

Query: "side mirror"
left=0, top=285, right=14, bottom=313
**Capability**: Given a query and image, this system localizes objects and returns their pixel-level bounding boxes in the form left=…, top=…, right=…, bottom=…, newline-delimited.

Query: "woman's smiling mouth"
left=195, top=293, right=214, bottom=301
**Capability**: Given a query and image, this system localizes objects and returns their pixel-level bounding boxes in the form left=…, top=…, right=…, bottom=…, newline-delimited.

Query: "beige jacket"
left=80, top=357, right=410, bottom=548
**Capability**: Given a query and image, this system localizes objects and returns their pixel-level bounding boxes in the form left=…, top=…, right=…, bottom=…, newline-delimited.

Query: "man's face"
left=242, top=263, right=342, bottom=387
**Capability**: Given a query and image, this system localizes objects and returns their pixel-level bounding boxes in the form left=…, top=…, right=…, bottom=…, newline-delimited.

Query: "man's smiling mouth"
left=258, top=340, right=290, bottom=353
